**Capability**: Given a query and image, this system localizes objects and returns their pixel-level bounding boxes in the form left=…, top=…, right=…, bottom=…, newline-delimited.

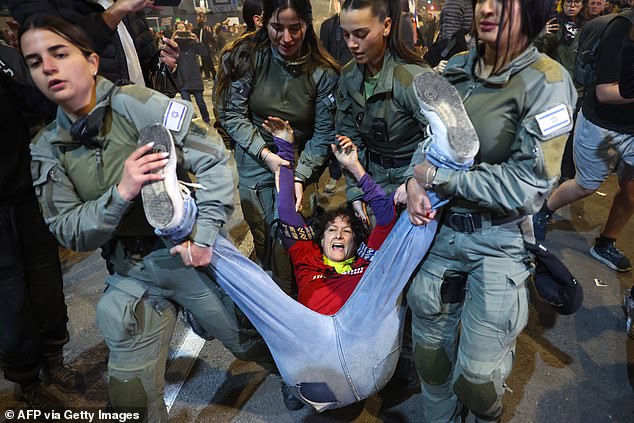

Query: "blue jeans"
left=209, top=211, right=437, bottom=411
left=180, top=90, right=210, bottom=123
left=205, top=139, right=472, bottom=411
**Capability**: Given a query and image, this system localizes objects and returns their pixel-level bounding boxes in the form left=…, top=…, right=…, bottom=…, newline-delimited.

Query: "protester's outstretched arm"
left=263, top=117, right=304, bottom=249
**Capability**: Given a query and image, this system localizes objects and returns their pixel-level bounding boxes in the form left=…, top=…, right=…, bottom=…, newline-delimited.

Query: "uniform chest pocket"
left=335, top=96, right=353, bottom=128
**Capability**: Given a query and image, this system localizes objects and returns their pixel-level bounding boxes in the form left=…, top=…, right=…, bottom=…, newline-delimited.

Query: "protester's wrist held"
left=405, top=177, right=416, bottom=193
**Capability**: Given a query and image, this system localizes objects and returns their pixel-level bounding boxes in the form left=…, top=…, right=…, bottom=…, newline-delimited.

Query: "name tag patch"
left=535, top=104, right=571, bottom=137
left=163, top=101, right=187, bottom=132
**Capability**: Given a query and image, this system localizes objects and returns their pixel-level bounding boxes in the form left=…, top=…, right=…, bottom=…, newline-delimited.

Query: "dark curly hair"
left=312, top=206, right=370, bottom=253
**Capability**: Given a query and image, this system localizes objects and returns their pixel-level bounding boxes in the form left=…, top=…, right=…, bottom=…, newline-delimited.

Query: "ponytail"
left=342, top=0, right=424, bottom=65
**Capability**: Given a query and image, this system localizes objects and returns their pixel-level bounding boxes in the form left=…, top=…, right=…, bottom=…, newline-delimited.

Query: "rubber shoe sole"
left=590, top=246, right=632, bottom=273
left=138, top=124, right=183, bottom=231
left=412, top=71, right=479, bottom=162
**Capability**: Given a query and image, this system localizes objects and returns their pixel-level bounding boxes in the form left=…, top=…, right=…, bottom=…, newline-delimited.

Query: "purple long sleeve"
left=275, top=136, right=305, bottom=248
left=358, top=174, right=395, bottom=226
left=275, top=135, right=295, bottom=163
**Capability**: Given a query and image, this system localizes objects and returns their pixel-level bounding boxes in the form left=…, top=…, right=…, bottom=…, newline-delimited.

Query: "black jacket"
left=0, top=44, right=55, bottom=205
left=620, top=35, right=634, bottom=98
left=9, top=0, right=159, bottom=87
left=319, top=14, right=352, bottom=66
left=174, top=39, right=206, bottom=91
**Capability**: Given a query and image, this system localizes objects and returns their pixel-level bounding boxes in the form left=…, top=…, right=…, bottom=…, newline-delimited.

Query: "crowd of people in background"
left=0, top=0, right=632, bottom=421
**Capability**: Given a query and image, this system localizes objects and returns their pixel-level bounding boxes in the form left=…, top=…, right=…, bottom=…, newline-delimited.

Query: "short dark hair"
left=312, top=206, right=370, bottom=253
left=18, top=14, right=95, bottom=58
left=243, top=0, right=263, bottom=32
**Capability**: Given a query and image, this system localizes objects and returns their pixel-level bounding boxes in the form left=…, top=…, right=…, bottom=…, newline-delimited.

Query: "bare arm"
left=596, top=82, right=634, bottom=105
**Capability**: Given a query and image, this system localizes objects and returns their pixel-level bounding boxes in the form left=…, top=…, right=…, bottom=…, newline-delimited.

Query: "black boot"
left=280, top=383, right=305, bottom=411
left=183, top=309, right=215, bottom=340
left=40, top=353, right=86, bottom=394
left=19, top=382, right=65, bottom=410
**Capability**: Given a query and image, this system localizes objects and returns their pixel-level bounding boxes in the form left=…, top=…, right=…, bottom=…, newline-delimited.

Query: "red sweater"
left=274, top=134, right=396, bottom=315
left=288, top=219, right=395, bottom=315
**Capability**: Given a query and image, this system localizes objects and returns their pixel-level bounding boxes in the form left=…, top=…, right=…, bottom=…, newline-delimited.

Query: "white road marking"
left=164, top=329, right=206, bottom=412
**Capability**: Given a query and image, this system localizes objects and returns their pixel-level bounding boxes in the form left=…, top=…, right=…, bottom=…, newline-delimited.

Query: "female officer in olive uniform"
left=214, top=0, right=339, bottom=293
left=20, top=15, right=270, bottom=422
left=336, top=0, right=432, bottom=221
left=405, top=0, right=577, bottom=421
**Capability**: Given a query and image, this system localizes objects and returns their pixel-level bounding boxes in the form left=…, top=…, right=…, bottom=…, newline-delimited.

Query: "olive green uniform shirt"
left=216, top=44, right=339, bottom=188
left=30, top=77, right=235, bottom=251
left=335, top=51, right=432, bottom=201
left=407, top=46, right=577, bottom=217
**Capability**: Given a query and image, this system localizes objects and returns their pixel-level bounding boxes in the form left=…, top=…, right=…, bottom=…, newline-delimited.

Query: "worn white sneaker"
left=413, top=71, right=479, bottom=164
left=138, top=124, right=184, bottom=231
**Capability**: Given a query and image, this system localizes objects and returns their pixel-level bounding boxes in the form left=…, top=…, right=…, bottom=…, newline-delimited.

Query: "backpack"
left=574, top=9, right=634, bottom=88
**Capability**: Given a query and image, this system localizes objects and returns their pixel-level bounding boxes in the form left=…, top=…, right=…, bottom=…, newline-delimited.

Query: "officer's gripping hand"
left=351, top=200, right=369, bottom=225
left=262, top=116, right=294, bottom=143
left=117, top=143, right=168, bottom=202
left=406, top=178, right=436, bottom=226
left=393, top=183, right=407, bottom=205
left=262, top=116, right=298, bottom=206
left=170, top=240, right=213, bottom=267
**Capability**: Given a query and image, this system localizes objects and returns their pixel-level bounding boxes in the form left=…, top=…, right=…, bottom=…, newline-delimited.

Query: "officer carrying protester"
left=19, top=15, right=272, bottom=422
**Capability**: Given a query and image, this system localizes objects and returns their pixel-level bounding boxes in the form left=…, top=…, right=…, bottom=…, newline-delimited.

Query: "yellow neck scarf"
left=323, top=255, right=356, bottom=274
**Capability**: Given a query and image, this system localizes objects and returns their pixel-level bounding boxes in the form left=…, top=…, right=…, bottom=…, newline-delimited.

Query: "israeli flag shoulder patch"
left=535, top=104, right=571, bottom=137
left=163, top=100, right=187, bottom=132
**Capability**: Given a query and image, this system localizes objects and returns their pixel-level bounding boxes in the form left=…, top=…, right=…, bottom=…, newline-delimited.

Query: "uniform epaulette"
left=392, top=62, right=422, bottom=86
left=341, top=60, right=356, bottom=77
left=530, top=54, right=564, bottom=84
left=112, top=83, right=154, bottom=106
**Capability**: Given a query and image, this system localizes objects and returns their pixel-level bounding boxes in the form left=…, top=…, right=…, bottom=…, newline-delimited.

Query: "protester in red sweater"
left=264, top=117, right=405, bottom=315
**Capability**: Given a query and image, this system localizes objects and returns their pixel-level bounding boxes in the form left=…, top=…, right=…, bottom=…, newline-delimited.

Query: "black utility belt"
left=443, top=212, right=521, bottom=233
left=116, top=235, right=163, bottom=260
left=367, top=151, right=411, bottom=169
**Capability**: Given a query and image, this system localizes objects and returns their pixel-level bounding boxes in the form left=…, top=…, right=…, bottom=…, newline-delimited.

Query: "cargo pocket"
left=96, top=278, right=148, bottom=344
left=407, top=260, right=447, bottom=318
left=500, top=269, right=530, bottom=344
